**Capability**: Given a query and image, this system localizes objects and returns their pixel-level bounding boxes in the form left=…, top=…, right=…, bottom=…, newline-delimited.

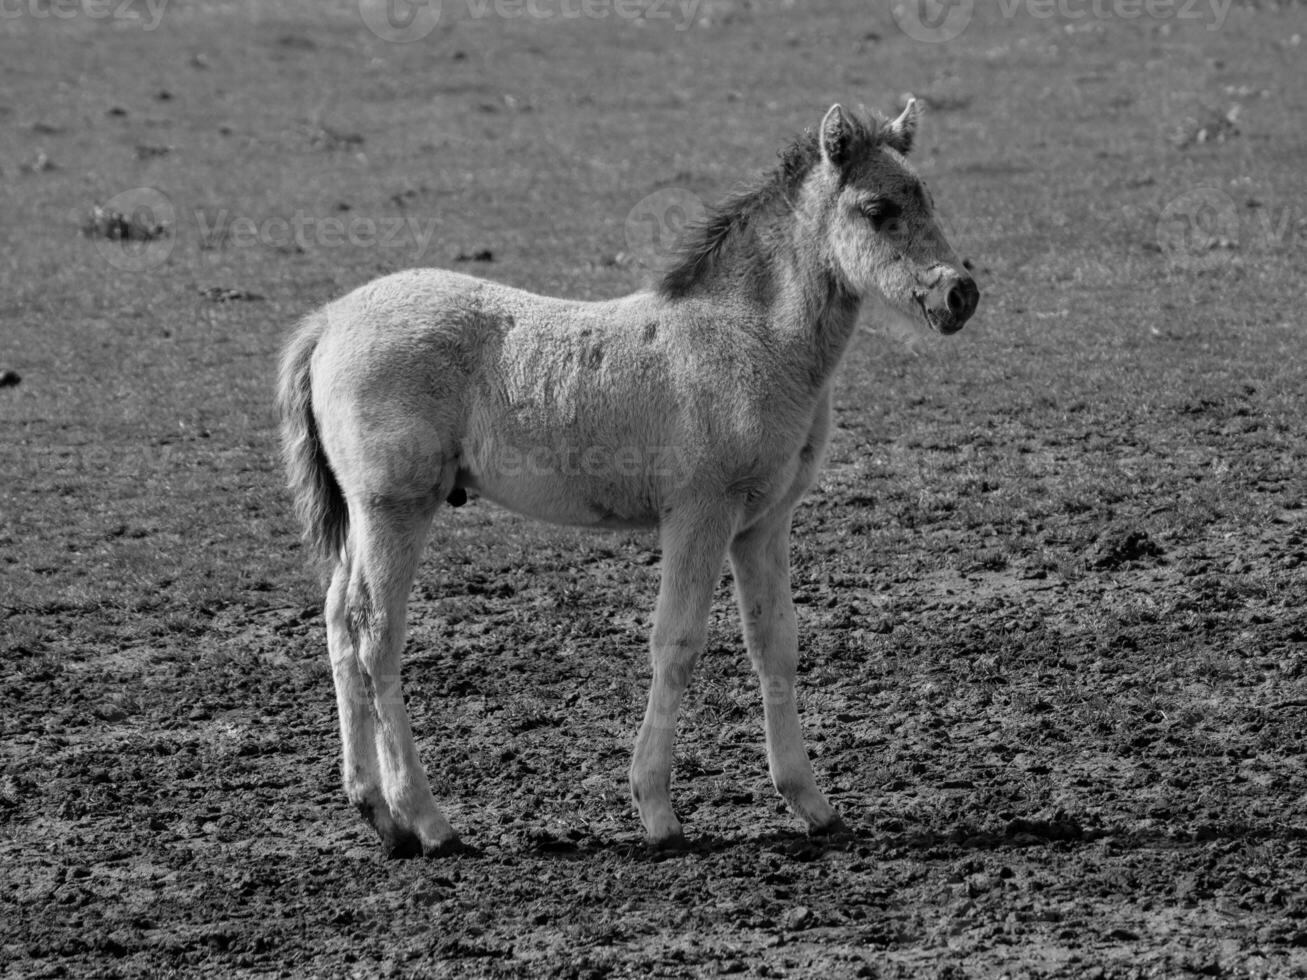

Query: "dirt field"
left=2, top=1, right=1305, bottom=976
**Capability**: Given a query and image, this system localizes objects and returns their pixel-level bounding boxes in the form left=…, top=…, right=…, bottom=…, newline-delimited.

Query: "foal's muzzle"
left=923, top=274, right=980, bottom=335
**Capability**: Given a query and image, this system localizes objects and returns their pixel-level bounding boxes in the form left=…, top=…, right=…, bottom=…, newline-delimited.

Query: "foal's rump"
left=305, top=272, right=489, bottom=509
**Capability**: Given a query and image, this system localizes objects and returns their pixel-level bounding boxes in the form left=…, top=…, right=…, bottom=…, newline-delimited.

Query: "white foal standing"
left=278, top=99, right=978, bottom=857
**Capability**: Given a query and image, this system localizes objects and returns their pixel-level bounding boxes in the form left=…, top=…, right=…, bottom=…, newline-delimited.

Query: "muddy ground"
left=2, top=2, right=1305, bottom=977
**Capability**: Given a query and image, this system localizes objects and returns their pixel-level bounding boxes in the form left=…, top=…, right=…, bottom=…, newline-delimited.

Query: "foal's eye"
left=860, top=201, right=901, bottom=234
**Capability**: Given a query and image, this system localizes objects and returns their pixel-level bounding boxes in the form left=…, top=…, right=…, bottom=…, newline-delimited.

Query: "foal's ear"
left=883, top=96, right=922, bottom=155
left=819, top=103, right=854, bottom=169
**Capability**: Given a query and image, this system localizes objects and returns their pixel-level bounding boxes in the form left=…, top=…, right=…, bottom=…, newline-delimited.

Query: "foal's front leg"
left=730, top=511, right=846, bottom=835
left=631, top=509, right=735, bottom=849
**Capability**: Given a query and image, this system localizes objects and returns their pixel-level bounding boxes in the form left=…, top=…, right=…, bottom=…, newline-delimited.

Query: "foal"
left=278, top=100, right=978, bottom=857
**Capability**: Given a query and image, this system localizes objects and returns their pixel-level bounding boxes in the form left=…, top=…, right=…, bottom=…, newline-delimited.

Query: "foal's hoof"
left=358, top=801, right=425, bottom=860
left=647, top=829, right=689, bottom=854
left=422, top=836, right=476, bottom=859
left=380, top=828, right=424, bottom=861
left=380, top=830, right=472, bottom=860
left=808, top=814, right=853, bottom=839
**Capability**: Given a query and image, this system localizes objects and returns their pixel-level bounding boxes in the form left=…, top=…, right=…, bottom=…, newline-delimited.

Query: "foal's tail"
left=277, top=313, right=348, bottom=570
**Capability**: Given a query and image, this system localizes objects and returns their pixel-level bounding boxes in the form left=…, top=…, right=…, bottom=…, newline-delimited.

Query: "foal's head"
left=814, top=100, right=978, bottom=334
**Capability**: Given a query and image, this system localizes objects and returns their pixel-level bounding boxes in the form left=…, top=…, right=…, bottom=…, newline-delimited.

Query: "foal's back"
left=309, top=268, right=770, bottom=529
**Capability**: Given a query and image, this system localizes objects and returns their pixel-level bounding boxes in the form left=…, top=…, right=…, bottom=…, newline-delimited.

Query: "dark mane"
left=657, top=133, right=820, bottom=301
left=656, top=110, right=882, bottom=301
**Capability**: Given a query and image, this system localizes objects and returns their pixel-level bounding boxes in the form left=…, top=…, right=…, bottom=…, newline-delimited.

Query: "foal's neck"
left=771, top=252, right=862, bottom=393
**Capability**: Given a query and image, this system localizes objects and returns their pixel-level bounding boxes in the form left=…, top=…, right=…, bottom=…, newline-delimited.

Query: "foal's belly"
left=455, top=460, right=662, bottom=530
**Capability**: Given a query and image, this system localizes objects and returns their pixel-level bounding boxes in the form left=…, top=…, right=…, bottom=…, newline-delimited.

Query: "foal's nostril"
left=947, top=284, right=967, bottom=318
left=927, top=275, right=979, bottom=331
left=948, top=278, right=979, bottom=322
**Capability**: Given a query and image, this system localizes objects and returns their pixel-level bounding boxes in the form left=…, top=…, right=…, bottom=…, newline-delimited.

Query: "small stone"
left=780, top=905, right=811, bottom=930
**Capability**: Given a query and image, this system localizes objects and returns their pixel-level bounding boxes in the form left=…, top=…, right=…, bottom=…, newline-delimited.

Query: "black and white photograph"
left=1, top=0, right=1304, bottom=975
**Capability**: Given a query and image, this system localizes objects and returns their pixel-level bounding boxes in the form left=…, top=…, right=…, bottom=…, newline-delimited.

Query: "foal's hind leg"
left=631, top=508, right=735, bottom=849
left=343, top=498, right=460, bottom=857
left=730, top=511, right=845, bottom=835
left=325, top=563, right=407, bottom=850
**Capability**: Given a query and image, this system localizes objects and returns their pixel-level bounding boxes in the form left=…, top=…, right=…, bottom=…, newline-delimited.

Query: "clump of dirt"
left=1005, top=813, right=1086, bottom=844
left=308, top=123, right=364, bottom=151
left=1088, top=527, right=1165, bottom=569
left=197, top=286, right=265, bottom=303
left=18, top=150, right=56, bottom=173
left=82, top=204, right=168, bottom=242
left=1170, top=105, right=1241, bottom=149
